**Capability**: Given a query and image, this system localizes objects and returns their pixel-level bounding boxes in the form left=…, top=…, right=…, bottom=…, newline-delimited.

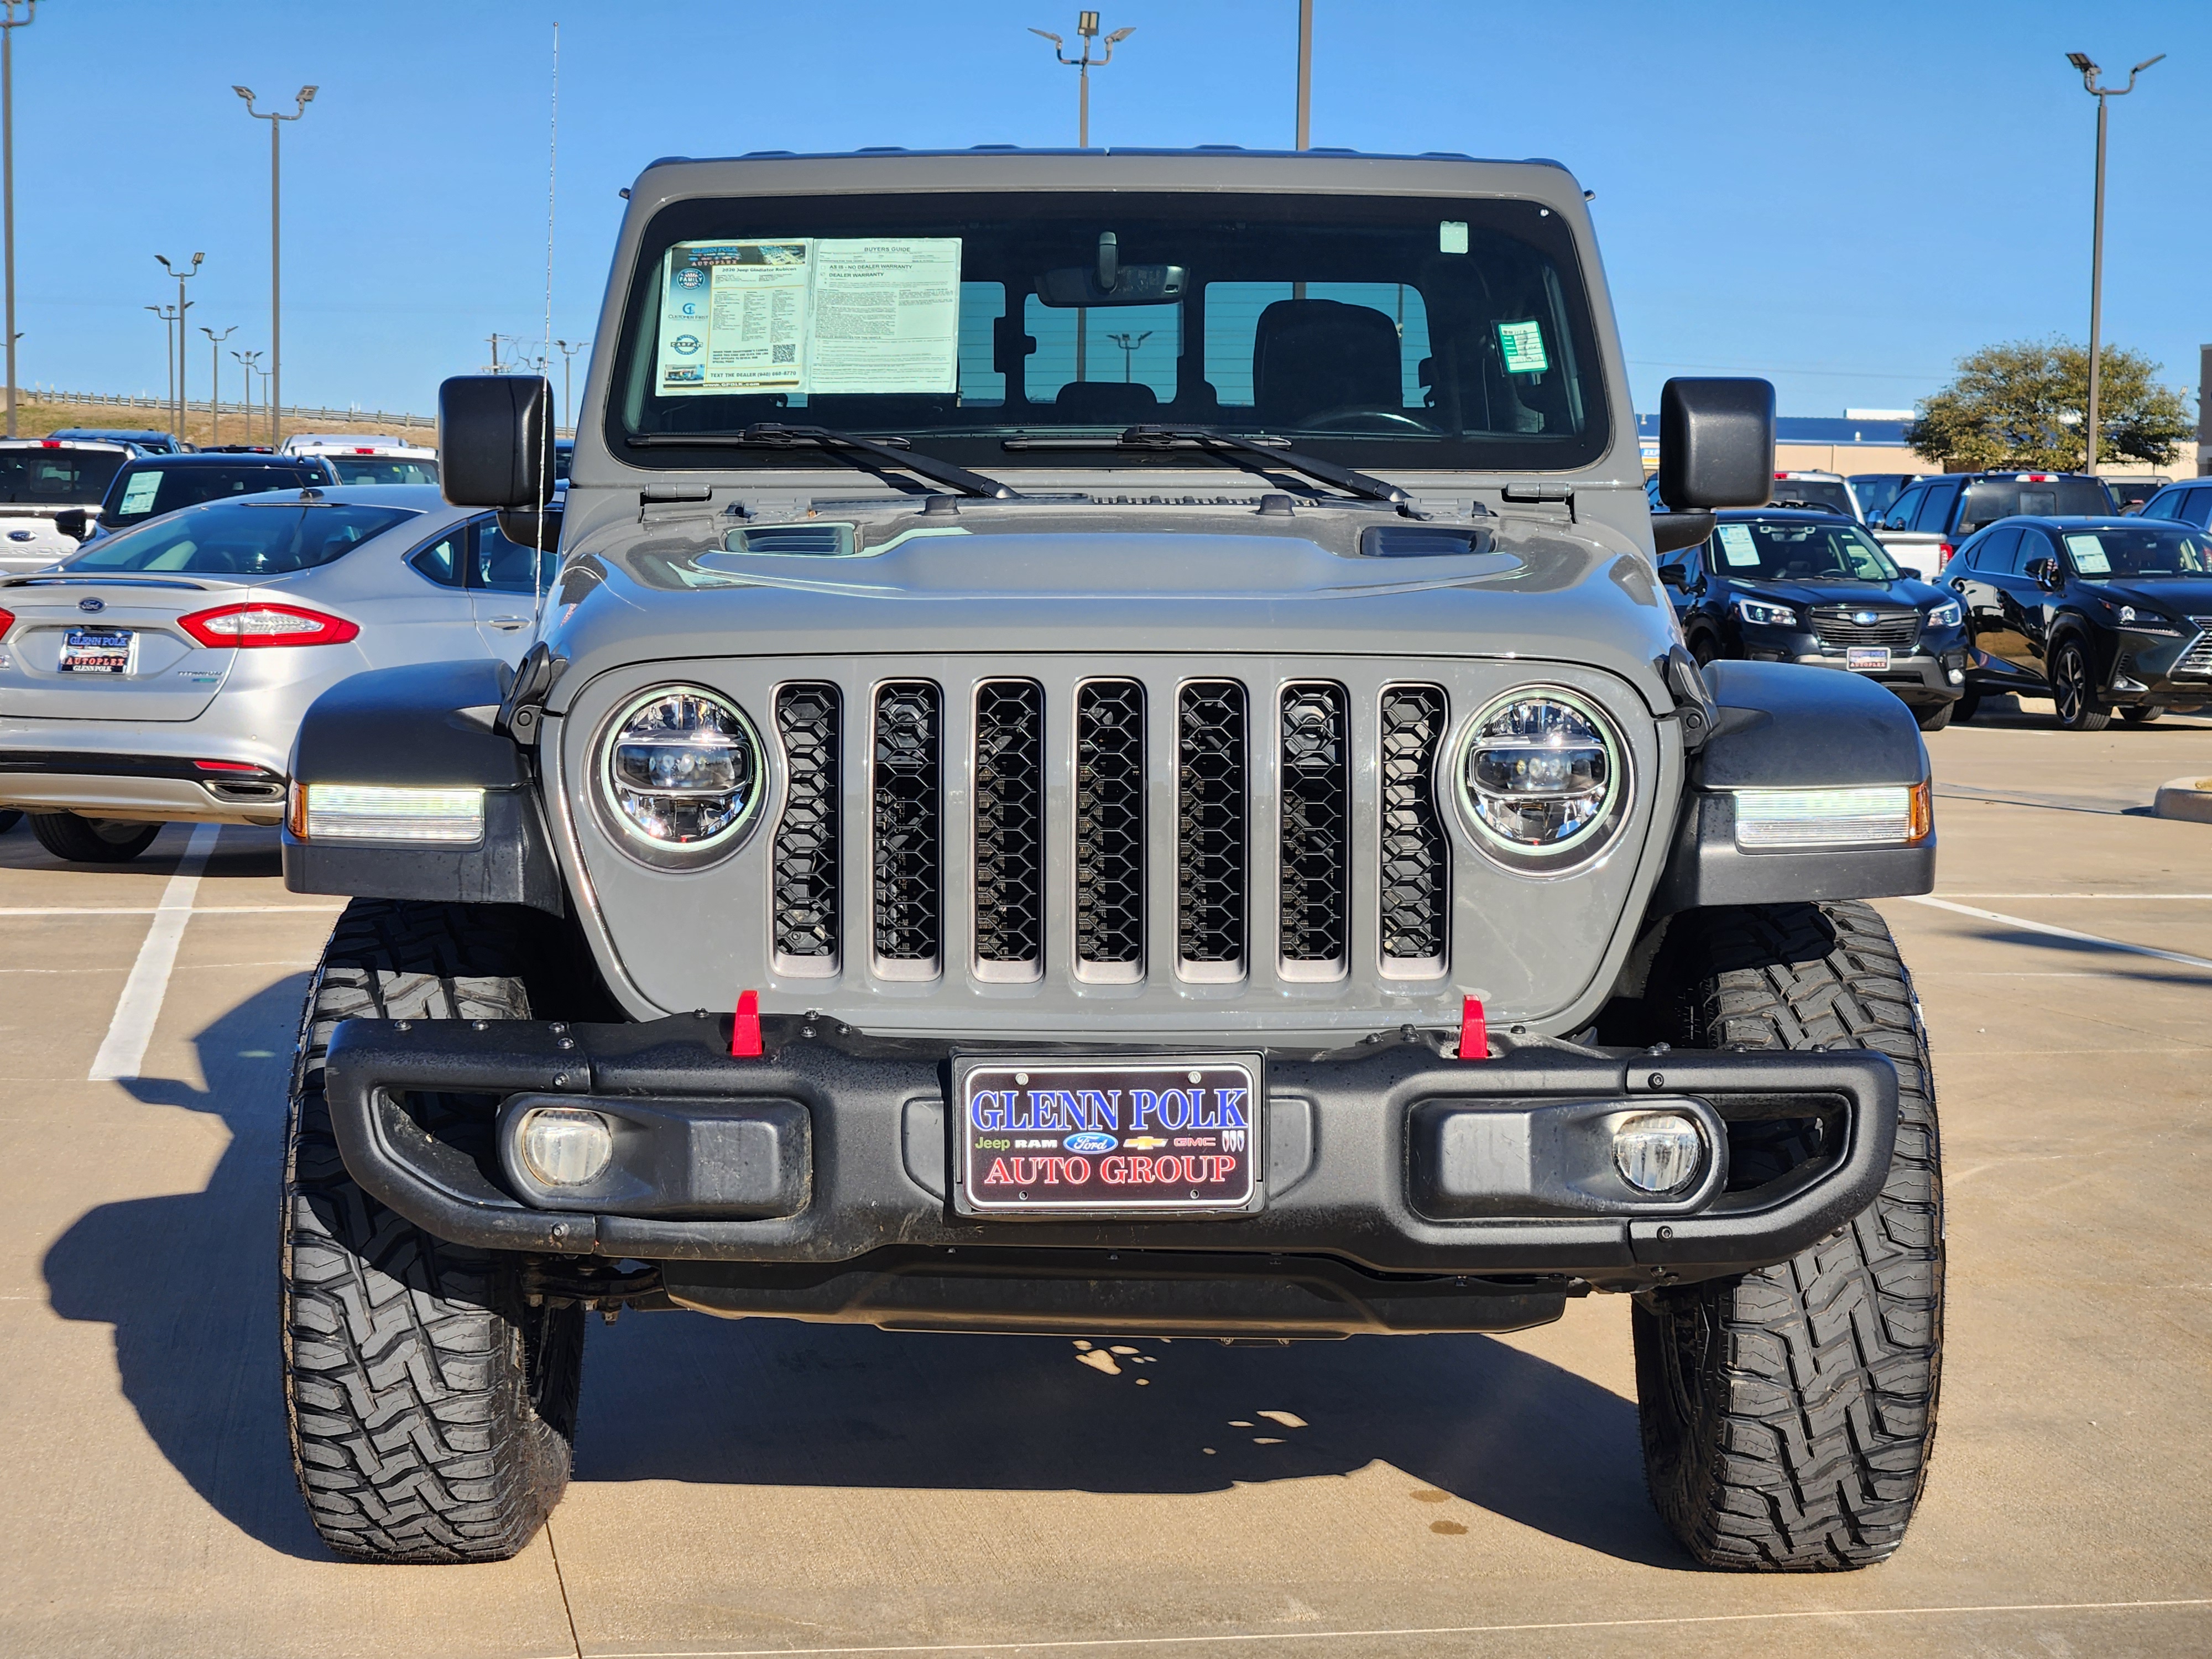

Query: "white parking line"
left=87, top=825, right=222, bottom=1083
left=1902, top=896, right=2212, bottom=971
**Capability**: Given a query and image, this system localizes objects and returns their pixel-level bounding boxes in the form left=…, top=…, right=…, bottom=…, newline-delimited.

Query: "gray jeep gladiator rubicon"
left=279, top=149, right=1942, bottom=1569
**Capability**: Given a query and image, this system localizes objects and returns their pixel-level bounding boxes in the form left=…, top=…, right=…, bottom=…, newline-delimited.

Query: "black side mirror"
left=2024, top=556, right=2064, bottom=591
left=53, top=507, right=87, bottom=540
left=1657, top=377, right=1775, bottom=510
left=1657, top=562, right=1691, bottom=589
left=439, top=375, right=554, bottom=510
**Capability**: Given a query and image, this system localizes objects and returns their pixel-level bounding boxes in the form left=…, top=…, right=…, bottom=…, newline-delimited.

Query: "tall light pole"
left=234, top=84, right=315, bottom=448
left=232, top=347, right=262, bottom=446
left=1, top=1, right=33, bottom=437
left=1296, top=0, right=1312, bottom=150
left=555, top=338, right=587, bottom=432
left=1105, top=329, right=1151, bottom=383
left=201, top=324, right=235, bottom=446
left=1031, top=13, right=1133, bottom=386
left=2065, top=50, right=2162, bottom=476
left=155, top=252, right=203, bottom=441
left=145, top=304, right=178, bottom=424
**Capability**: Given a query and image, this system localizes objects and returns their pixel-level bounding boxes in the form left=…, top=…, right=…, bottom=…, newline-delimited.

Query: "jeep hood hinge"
left=1655, top=644, right=1715, bottom=752
left=495, top=642, right=567, bottom=747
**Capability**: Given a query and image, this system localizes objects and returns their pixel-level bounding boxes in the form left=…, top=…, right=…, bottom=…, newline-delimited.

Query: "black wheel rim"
left=2056, top=647, right=2085, bottom=724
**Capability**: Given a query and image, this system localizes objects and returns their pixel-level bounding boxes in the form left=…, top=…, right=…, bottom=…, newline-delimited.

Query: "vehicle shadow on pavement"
left=35, top=973, right=1683, bottom=1571
left=40, top=972, right=330, bottom=1561
left=576, top=1293, right=1688, bottom=1569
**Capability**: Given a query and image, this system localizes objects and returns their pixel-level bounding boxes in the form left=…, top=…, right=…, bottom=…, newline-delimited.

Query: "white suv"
left=0, top=439, right=132, bottom=571
left=279, top=434, right=439, bottom=487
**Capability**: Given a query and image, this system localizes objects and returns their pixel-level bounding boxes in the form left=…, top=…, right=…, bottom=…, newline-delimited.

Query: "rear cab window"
left=0, top=445, right=127, bottom=504
left=1957, top=477, right=2112, bottom=535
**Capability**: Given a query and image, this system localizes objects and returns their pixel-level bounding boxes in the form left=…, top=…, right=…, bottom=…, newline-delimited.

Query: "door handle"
left=488, top=615, right=528, bottom=631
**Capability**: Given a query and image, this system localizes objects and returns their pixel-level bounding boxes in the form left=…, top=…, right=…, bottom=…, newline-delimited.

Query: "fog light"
left=1733, top=782, right=1931, bottom=847
left=297, top=782, right=485, bottom=843
left=1614, top=1112, right=1704, bottom=1194
left=519, top=1107, right=613, bottom=1186
left=1948, top=668, right=1964, bottom=685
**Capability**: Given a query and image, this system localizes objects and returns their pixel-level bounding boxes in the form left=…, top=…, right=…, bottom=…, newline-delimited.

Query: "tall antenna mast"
left=535, top=18, right=559, bottom=620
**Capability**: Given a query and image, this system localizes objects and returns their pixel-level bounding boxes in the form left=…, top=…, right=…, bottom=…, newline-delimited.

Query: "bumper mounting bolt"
left=1647, top=1072, right=1665, bottom=1088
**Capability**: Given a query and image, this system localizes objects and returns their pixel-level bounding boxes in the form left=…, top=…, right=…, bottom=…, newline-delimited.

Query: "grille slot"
left=1177, top=680, right=1248, bottom=973
left=771, top=684, right=840, bottom=969
left=1075, top=680, right=1146, bottom=974
left=1811, top=606, right=1919, bottom=650
left=871, top=681, right=942, bottom=971
left=2179, top=619, right=2212, bottom=677
left=1279, top=682, right=1349, bottom=970
left=973, top=680, right=1045, bottom=971
left=1379, top=685, right=1449, bottom=969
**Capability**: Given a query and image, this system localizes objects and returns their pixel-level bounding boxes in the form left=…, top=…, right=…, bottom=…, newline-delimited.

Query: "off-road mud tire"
left=1635, top=900, right=1943, bottom=1571
left=281, top=897, right=585, bottom=1564
left=29, top=811, right=161, bottom=862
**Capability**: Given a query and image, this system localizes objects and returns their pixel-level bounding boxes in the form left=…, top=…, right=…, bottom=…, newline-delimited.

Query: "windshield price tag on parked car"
left=2063, top=533, right=2112, bottom=574
left=1718, top=523, right=1760, bottom=567
left=952, top=1055, right=1264, bottom=1217
left=1495, top=318, right=1549, bottom=374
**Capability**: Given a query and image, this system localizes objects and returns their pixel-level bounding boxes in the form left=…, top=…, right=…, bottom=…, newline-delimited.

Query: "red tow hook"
left=729, top=989, right=763, bottom=1058
left=1457, top=996, right=1489, bottom=1061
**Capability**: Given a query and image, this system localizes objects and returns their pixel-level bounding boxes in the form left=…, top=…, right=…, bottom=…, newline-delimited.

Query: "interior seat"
left=1052, top=381, right=1159, bottom=424
left=1251, top=299, right=1400, bottom=427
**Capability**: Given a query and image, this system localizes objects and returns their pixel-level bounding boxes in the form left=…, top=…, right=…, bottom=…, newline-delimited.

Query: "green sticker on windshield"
left=2063, top=533, right=2110, bottom=574
left=1496, top=319, right=1549, bottom=374
left=1718, top=523, right=1761, bottom=567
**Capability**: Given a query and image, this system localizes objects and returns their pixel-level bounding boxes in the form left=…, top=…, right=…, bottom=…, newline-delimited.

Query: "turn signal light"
left=178, top=602, right=359, bottom=649
left=290, top=782, right=486, bottom=843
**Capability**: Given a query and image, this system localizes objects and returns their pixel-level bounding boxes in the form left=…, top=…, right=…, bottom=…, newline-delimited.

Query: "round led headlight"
left=597, top=686, right=764, bottom=857
left=1458, top=687, right=1626, bottom=868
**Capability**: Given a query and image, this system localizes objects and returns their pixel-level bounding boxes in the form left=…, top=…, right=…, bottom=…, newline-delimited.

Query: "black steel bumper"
left=322, top=1013, right=1898, bottom=1332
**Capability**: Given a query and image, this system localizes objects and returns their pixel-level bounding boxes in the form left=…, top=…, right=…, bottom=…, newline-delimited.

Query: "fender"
left=281, top=659, right=562, bottom=914
left=1650, top=660, right=1934, bottom=914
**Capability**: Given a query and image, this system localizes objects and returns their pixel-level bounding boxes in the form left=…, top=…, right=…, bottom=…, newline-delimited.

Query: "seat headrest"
left=1252, top=299, right=1401, bottom=426
left=1052, top=380, right=1159, bottom=423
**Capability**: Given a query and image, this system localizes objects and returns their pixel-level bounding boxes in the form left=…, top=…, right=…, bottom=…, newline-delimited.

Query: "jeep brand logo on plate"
left=77, top=597, right=104, bottom=613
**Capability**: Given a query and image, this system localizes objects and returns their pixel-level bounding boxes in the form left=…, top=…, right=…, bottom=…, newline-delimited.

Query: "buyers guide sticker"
left=1718, top=523, right=1761, bottom=567
left=2062, top=533, right=2111, bottom=574
left=1496, top=318, right=1550, bottom=374
left=655, top=236, right=962, bottom=398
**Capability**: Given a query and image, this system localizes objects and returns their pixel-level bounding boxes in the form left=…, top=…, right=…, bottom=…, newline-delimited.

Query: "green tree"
left=1907, top=338, right=2194, bottom=472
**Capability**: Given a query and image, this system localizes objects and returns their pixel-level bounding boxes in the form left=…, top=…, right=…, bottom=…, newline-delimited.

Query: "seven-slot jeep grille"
left=973, top=680, right=1045, bottom=967
left=759, top=672, right=1460, bottom=984
left=871, top=681, right=942, bottom=967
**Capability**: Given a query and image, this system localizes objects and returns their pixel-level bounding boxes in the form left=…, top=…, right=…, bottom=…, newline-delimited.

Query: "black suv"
left=64, top=451, right=340, bottom=542
left=1658, top=508, right=1968, bottom=728
left=1939, top=515, right=2212, bottom=729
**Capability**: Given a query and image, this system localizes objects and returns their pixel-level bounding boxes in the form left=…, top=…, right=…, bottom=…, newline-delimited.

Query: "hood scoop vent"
left=731, top=523, right=855, bottom=557
left=1360, top=524, right=1488, bottom=559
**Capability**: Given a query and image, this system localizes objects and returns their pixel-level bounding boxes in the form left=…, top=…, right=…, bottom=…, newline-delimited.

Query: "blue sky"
left=12, top=0, right=2206, bottom=420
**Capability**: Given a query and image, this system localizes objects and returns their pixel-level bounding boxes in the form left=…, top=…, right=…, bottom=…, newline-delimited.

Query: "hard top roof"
left=122, top=451, right=327, bottom=468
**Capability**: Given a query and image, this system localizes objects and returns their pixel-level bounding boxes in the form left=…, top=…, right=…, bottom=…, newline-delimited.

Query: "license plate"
left=1846, top=646, right=1890, bottom=672
left=60, top=628, right=134, bottom=674
left=952, top=1055, right=1264, bottom=1217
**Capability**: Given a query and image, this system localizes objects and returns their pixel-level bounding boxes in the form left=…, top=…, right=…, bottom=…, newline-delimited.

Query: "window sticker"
left=655, top=236, right=963, bottom=399
left=1496, top=318, right=1548, bottom=375
left=1718, top=523, right=1761, bottom=567
left=2062, top=533, right=2110, bottom=573
left=118, top=472, right=161, bottom=515
left=1438, top=220, right=1469, bottom=254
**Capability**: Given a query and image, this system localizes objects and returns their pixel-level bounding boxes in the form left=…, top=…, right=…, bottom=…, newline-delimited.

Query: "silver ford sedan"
left=0, top=484, right=555, bottom=860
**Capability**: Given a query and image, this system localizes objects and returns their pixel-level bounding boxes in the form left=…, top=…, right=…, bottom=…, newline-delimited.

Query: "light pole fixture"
left=234, top=84, right=315, bottom=447
left=2065, top=49, right=2163, bottom=476
left=156, top=252, right=204, bottom=440
left=231, top=347, right=263, bottom=446
left=0, top=1, right=34, bottom=437
left=145, top=303, right=178, bottom=426
left=555, top=338, right=587, bottom=432
left=201, top=324, right=236, bottom=446
left=1105, top=329, right=1152, bottom=383
left=1029, top=12, right=1133, bottom=148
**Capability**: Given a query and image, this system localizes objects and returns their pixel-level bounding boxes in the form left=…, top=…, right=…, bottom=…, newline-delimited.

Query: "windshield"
left=2058, top=525, right=2212, bottom=580
left=1710, top=518, right=1901, bottom=582
left=66, top=499, right=418, bottom=576
left=1959, top=478, right=2111, bottom=533
left=607, top=191, right=1610, bottom=473
left=1768, top=478, right=1855, bottom=516
left=325, top=455, right=440, bottom=486
left=104, top=463, right=324, bottom=527
left=0, top=446, right=126, bottom=504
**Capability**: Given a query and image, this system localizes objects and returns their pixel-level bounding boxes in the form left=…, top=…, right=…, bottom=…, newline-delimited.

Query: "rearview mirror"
left=438, top=374, right=554, bottom=510
left=1657, top=377, right=1775, bottom=510
left=1034, top=265, right=1186, bottom=307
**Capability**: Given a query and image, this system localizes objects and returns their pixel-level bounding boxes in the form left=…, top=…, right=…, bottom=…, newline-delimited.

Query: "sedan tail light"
left=0, top=606, right=14, bottom=638
left=178, top=602, right=359, bottom=649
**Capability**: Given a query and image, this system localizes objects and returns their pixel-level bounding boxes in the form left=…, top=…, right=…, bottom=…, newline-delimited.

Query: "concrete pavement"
left=1, top=707, right=2208, bottom=1657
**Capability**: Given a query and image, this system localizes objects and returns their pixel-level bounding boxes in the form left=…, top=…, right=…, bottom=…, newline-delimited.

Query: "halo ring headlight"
left=594, top=685, right=765, bottom=863
left=1455, top=686, right=1629, bottom=870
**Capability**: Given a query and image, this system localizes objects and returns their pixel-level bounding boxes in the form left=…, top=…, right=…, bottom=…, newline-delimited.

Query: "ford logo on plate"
left=1063, top=1132, right=1118, bottom=1154
left=77, top=597, right=105, bottom=613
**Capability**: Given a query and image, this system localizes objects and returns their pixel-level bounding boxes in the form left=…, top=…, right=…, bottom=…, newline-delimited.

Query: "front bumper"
left=324, top=1014, right=1898, bottom=1332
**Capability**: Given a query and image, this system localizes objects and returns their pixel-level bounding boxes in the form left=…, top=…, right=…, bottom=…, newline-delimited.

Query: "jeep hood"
left=539, top=514, right=1682, bottom=717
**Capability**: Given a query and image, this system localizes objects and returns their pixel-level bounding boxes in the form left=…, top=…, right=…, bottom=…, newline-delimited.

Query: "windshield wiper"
left=1004, top=424, right=1416, bottom=511
left=627, top=424, right=1022, bottom=499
